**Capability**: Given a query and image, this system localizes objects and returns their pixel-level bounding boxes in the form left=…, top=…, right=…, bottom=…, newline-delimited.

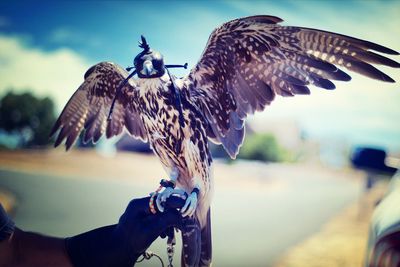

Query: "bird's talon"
left=181, top=191, right=198, bottom=217
left=156, top=193, right=164, bottom=212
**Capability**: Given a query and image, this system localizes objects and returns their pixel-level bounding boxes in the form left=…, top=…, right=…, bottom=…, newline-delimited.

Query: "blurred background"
left=0, top=0, right=399, bottom=266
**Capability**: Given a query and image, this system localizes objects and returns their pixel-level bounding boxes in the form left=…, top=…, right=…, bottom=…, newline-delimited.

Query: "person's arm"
left=0, top=203, right=75, bottom=267
left=0, top=228, right=73, bottom=267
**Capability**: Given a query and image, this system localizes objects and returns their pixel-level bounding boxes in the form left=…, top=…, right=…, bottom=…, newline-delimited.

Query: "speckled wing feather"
left=50, top=62, right=147, bottom=150
left=185, top=15, right=399, bottom=158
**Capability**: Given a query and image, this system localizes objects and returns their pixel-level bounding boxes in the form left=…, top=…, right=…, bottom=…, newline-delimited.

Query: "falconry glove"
left=65, top=197, right=183, bottom=267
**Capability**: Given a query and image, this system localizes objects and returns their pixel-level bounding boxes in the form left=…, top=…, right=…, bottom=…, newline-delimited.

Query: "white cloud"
left=49, top=27, right=102, bottom=48
left=0, top=34, right=93, bottom=111
left=50, top=28, right=79, bottom=43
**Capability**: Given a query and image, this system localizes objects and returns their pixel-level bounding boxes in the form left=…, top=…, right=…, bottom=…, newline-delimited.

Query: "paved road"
left=0, top=167, right=361, bottom=266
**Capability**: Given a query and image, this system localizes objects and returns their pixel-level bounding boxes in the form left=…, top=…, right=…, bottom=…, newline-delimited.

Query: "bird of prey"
left=51, top=15, right=399, bottom=267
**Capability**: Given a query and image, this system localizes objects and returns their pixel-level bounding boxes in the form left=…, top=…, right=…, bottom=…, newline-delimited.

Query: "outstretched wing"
left=50, top=62, right=147, bottom=150
left=185, top=15, right=399, bottom=158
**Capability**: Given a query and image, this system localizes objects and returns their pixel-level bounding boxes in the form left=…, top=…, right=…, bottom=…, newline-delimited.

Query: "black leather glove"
left=65, top=196, right=184, bottom=267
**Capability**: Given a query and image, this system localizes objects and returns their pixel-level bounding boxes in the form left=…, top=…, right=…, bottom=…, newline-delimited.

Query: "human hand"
left=66, top=196, right=185, bottom=267
left=115, top=196, right=184, bottom=257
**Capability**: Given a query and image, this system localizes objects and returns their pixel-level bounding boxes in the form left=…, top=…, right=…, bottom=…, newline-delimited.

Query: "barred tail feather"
left=180, top=208, right=212, bottom=267
left=181, top=217, right=202, bottom=267
left=199, top=209, right=212, bottom=267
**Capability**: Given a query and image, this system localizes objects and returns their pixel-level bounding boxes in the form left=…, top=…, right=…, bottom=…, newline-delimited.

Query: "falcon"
left=51, top=15, right=399, bottom=267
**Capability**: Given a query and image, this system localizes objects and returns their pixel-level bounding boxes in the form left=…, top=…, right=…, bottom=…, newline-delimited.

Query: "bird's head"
left=134, top=36, right=165, bottom=78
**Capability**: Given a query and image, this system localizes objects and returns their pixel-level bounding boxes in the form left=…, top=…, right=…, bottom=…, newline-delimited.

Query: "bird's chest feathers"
left=137, top=78, right=182, bottom=141
left=137, top=78, right=212, bottom=173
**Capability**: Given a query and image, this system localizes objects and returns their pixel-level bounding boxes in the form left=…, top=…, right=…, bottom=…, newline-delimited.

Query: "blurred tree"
left=237, top=133, right=286, bottom=162
left=0, top=91, right=56, bottom=147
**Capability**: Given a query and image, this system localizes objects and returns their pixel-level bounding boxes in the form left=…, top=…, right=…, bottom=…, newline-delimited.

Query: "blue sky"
left=0, top=0, right=399, bottom=152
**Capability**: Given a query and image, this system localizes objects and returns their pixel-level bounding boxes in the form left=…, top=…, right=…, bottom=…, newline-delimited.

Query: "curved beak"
left=142, top=60, right=154, bottom=76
